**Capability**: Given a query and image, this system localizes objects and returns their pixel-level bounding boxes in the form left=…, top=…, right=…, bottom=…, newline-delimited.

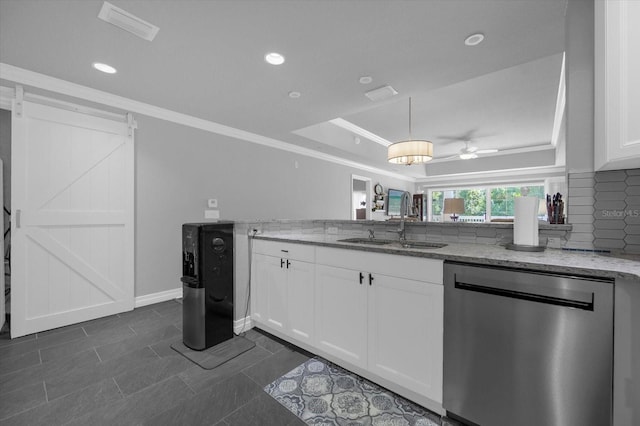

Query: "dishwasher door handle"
left=454, top=280, right=594, bottom=311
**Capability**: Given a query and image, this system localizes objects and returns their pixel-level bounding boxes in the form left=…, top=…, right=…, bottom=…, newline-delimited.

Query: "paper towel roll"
left=514, top=196, right=539, bottom=246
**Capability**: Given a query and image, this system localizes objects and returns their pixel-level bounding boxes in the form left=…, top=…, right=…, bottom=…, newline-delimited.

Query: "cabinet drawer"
left=316, top=247, right=443, bottom=284
left=252, top=239, right=315, bottom=262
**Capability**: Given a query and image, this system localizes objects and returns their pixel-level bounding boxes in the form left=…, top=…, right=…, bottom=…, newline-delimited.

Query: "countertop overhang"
left=252, top=234, right=640, bottom=282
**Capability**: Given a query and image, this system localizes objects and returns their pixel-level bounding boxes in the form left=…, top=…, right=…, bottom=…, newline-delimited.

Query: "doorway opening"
left=351, top=175, right=371, bottom=220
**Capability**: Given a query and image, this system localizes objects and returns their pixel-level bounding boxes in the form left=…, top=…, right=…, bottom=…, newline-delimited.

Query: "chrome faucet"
left=397, top=191, right=411, bottom=242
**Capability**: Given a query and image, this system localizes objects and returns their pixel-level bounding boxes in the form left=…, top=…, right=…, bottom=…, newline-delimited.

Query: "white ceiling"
left=0, top=0, right=567, bottom=179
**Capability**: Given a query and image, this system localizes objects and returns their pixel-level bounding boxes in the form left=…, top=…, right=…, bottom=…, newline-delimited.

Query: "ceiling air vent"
left=364, top=85, right=398, bottom=102
left=98, top=1, right=159, bottom=41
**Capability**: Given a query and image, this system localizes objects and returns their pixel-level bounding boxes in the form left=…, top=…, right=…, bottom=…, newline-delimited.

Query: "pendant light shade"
left=387, top=140, right=434, bottom=165
left=387, top=97, right=433, bottom=165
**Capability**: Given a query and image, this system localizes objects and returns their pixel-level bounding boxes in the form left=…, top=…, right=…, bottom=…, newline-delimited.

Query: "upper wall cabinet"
left=594, top=0, right=640, bottom=171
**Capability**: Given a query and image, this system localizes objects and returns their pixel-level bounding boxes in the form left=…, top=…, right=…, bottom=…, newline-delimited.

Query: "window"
left=427, top=184, right=545, bottom=222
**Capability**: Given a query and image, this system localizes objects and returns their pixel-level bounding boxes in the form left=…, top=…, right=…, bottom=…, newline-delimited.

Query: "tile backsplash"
left=592, top=168, right=640, bottom=253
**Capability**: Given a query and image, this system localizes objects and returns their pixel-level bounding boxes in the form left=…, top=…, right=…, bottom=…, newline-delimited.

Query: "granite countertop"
left=253, top=233, right=640, bottom=282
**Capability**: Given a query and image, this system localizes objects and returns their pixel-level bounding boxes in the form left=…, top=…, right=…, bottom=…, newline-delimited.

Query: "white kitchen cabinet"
left=251, top=240, right=444, bottom=411
left=594, top=0, right=640, bottom=171
left=315, top=246, right=444, bottom=404
left=368, top=272, right=443, bottom=404
left=315, top=264, right=368, bottom=368
left=251, top=252, right=288, bottom=333
left=251, top=240, right=315, bottom=344
left=286, top=257, right=315, bottom=344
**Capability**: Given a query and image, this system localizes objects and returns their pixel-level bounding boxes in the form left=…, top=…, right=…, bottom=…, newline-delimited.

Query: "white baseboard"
left=135, top=288, right=182, bottom=308
left=234, top=316, right=254, bottom=335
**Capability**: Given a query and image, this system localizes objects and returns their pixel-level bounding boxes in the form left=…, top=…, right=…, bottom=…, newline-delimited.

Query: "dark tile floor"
left=0, top=300, right=310, bottom=426
left=0, top=301, right=460, bottom=426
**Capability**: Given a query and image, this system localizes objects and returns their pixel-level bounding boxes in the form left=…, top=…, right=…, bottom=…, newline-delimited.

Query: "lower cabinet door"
left=252, top=253, right=287, bottom=332
left=315, top=264, right=368, bottom=368
left=367, top=273, right=444, bottom=403
left=287, top=259, right=315, bottom=344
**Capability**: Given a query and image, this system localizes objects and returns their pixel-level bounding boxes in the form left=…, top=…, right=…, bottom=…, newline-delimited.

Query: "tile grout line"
left=0, top=398, right=49, bottom=423
left=217, top=392, right=263, bottom=425
left=112, top=377, right=125, bottom=400
left=176, top=373, right=197, bottom=395
left=148, top=344, right=162, bottom=358
left=239, top=370, right=265, bottom=389
left=43, top=380, right=49, bottom=403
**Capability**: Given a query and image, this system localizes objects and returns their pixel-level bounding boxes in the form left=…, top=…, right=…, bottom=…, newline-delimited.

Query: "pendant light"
left=387, top=97, right=434, bottom=165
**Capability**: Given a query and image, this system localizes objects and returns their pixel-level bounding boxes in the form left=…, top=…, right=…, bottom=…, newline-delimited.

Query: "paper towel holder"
left=505, top=242, right=545, bottom=252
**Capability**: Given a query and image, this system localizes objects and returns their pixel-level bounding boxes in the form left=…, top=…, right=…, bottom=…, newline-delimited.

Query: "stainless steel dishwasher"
left=443, top=261, right=613, bottom=426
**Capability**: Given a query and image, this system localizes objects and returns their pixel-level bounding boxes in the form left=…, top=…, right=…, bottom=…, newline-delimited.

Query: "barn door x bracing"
left=11, top=98, right=135, bottom=338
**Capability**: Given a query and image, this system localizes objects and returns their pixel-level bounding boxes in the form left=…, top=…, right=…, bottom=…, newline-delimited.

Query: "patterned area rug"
left=265, top=357, right=441, bottom=426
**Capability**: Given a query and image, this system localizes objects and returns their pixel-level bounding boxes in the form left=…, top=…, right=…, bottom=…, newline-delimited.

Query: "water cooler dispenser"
left=181, top=222, right=234, bottom=350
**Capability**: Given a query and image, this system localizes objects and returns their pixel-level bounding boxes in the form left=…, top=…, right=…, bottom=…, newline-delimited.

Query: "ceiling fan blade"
left=436, top=129, right=481, bottom=142
left=436, top=154, right=461, bottom=161
left=459, top=152, right=478, bottom=160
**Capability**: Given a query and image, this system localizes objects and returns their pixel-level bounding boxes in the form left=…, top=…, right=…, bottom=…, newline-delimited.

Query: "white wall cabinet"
left=251, top=240, right=315, bottom=344
left=594, top=0, right=640, bottom=171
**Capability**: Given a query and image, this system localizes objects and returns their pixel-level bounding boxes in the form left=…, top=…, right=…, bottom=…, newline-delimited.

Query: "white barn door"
left=11, top=99, right=134, bottom=337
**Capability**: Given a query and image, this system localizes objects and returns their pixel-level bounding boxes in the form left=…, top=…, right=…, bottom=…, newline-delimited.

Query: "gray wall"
left=134, top=114, right=411, bottom=297
left=565, top=0, right=594, bottom=173
left=565, top=0, right=596, bottom=249
left=0, top=102, right=412, bottom=301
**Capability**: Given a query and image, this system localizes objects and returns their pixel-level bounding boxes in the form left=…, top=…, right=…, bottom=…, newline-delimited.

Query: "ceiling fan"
left=441, top=141, right=499, bottom=160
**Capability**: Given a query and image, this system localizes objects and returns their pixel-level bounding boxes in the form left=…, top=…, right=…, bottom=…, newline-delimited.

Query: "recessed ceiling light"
left=265, top=52, right=285, bottom=65
left=359, top=76, right=373, bottom=84
left=465, top=33, right=485, bottom=46
left=288, top=91, right=301, bottom=99
left=92, top=62, right=117, bottom=74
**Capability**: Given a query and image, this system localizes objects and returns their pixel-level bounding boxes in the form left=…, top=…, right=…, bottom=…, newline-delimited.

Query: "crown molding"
left=417, top=165, right=566, bottom=188
left=0, top=63, right=413, bottom=182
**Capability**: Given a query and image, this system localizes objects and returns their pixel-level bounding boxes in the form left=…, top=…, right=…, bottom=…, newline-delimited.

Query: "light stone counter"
left=254, top=233, right=640, bottom=282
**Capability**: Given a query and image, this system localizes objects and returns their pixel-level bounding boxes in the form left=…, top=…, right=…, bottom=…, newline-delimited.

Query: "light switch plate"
left=204, top=209, right=220, bottom=219
left=207, top=199, right=218, bottom=208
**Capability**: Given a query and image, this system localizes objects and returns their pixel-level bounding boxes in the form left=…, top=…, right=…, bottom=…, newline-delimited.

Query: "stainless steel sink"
left=337, top=238, right=447, bottom=249
left=391, top=241, right=448, bottom=249
left=337, top=237, right=396, bottom=245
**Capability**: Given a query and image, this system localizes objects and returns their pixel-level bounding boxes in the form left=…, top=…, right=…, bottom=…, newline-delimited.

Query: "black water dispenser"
left=181, top=222, right=234, bottom=350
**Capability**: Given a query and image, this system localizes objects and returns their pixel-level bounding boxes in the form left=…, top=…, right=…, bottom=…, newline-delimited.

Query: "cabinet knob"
left=369, top=273, right=374, bottom=286
left=280, top=258, right=285, bottom=268
left=286, top=259, right=291, bottom=269
left=359, top=272, right=364, bottom=284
